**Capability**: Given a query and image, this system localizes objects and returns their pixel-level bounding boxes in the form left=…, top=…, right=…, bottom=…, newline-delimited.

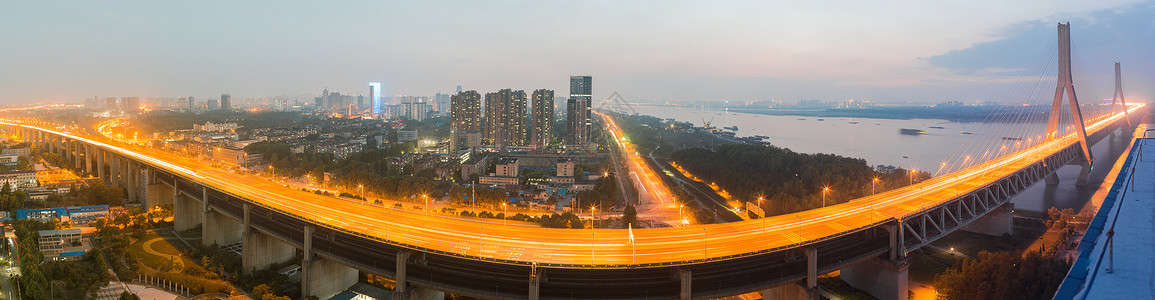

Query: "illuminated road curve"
left=1, top=105, right=1142, bottom=269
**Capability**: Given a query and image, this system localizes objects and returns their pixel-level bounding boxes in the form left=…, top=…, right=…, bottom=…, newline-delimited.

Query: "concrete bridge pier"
left=241, top=203, right=295, bottom=273
left=762, top=247, right=818, bottom=299
left=1046, top=161, right=1091, bottom=186
left=173, top=186, right=201, bottom=232
left=96, top=148, right=106, bottom=183
left=393, top=250, right=444, bottom=300
left=962, top=202, right=1014, bottom=236
left=84, top=145, right=94, bottom=175
left=201, top=188, right=243, bottom=247
left=840, top=257, right=910, bottom=300
left=300, top=226, right=359, bottom=300
left=678, top=268, right=691, bottom=300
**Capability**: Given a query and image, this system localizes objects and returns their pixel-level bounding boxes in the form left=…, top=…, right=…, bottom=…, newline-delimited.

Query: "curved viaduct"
left=2, top=105, right=1140, bottom=300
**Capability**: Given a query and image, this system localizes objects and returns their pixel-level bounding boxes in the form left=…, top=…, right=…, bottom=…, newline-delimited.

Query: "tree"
left=622, top=205, right=638, bottom=229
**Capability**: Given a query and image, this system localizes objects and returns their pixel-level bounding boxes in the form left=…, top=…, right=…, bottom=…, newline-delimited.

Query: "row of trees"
left=933, top=250, right=1070, bottom=299
left=670, top=144, right=930, bottom=216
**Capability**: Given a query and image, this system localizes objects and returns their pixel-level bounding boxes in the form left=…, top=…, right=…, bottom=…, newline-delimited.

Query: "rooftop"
left=1056, top=137, right=1155, bottom=299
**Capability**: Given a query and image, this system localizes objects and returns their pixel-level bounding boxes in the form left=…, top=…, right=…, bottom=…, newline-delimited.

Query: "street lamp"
left=758, top=196, right=765, bottom=233
left=502, top=202, right=508, bottom=226
left=423, top=194, right=429, bottom=216
left=872, top=177, right=879, bottom=195
left=358, top=184, right=364, bottom=201
left=590, top=206, right=598, bottom=228
left=909, top=169, right=916, bottom=185
left=822, top=187, right=830, bottom=208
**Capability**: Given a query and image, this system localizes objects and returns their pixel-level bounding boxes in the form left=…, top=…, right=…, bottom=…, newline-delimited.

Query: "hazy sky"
left=2, top=0, right=1152, bottom=105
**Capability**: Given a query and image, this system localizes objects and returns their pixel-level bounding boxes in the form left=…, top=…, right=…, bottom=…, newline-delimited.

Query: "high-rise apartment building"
left=208, top=99, right=220, bottom=110
left=120, top=97, right=140, bottom=113
left=566, top=76, right=592, bottom=144
left=369, top=82, right=381, bottom=115
left=484, top=89, right=528, bottom=147
left=434, top=93, right=451, bottom=113
left=531, top=89, right=555, bottom=149
left=450, top=90, right=482, bottom=151
left=220, top=94, right=231, bottom=111
left=187, top=96, right=195, bottom=111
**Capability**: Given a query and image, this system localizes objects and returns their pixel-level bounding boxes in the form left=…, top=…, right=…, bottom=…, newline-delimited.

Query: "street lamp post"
left=872, top=177, right=879, bottom=195
left=423, top=194, right=429, bottom=216
left=758, top=196, right=765, bottom=233
left=502, top=202, right=508, bottom=226
left=822, top=187, right=830, bottom=208
left=909, top=169, right=916, bottom=185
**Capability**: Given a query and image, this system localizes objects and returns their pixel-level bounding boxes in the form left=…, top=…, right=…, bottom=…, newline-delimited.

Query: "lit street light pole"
left=822, top=187, right=830, bottom=208
left=872, top=177, right=879, bottom=195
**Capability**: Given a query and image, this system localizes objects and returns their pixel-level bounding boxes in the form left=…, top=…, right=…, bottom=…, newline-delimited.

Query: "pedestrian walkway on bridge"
left=1055, top=136, right=1155, bottom=299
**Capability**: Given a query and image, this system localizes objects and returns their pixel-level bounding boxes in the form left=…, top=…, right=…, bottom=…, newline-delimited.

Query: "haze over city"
left=2, top=0, right=1154, bottom=104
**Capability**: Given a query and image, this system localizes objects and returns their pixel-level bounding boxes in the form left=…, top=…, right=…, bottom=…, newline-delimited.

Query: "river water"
left=634, top=105, right=1136, bottom=214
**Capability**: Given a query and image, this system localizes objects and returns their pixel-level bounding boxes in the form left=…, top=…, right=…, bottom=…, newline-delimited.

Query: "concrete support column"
left=395, top=250, right=411, bottom=297
left=109, top=154, right=120, bottom=187
left=301, top=225, right=314, bottom=297
left=305, top=255, right=358, bottom=300
left=73, top=141, right=82, bottom=170
left=678, top=268, right=692, bottom=300
left=241, top=229, right=295, bottom=273
left=528, top=266, right=542, bottom=300
left=840, top=257, right=910, bottom=300
left=172, top=186, right=200, bottom=231
left=127, top=160, right=138, bottom=203
left=962, top=202, right=1014, bottom=236
left=240, top=203, right=297, bottom=273
left=96, top=148, right=106, bottom=183
left=1076, top=162, right=1091, bottom=186
left=804, top=247, right=818, bottom=299
left=85, top=145, right=93, bottom=175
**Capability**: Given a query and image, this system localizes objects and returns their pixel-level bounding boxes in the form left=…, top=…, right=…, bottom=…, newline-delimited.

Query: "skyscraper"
left=484, top=89, right=528, bottom=147
left=531, top=89, right=555, bottom=149
left=450, top=90, right=482, bottom=151
left=369, top=83, right=381, bottom=115
left=566, top=76, right=592, bottom=144
left=220, top=94, right=231, bottom=111
left=187, top=96, right=195, bottom=111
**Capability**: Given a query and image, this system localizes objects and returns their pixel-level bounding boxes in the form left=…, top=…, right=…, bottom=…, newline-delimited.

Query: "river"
left=633, top=105, right=1138, bottom=214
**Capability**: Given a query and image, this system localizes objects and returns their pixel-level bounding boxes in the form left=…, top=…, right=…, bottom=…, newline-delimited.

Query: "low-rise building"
left=38, top=227, right=97, bottom=261
left=1, top=147, right=32, bottom=157
left=0, top=154, right=19, bottom=166
left=398, top=130, right=419, bottom=142
left=0, top=170, right=38, bottom=189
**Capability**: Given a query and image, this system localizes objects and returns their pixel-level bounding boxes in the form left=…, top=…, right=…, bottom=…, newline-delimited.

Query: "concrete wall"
left=305, top=257, right=358, bottom=300
left=962, top=202, right=1014, bottom=236
left=840, top=257, right=909, bottom=300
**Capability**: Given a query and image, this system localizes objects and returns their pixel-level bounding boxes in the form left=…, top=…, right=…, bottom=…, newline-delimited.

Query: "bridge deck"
left=2, top=106, right=1140, bottom=268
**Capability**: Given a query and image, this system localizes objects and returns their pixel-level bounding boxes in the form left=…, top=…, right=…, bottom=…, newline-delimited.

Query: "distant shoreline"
left=633, top=104, right=1055, bottom=123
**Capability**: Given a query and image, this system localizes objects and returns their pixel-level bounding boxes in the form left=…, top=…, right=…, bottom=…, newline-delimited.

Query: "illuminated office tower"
left=369, top=82, right=381, bottom=115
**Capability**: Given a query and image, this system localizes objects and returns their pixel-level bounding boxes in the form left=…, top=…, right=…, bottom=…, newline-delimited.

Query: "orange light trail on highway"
left=0, top=104, right=1141, bottom=268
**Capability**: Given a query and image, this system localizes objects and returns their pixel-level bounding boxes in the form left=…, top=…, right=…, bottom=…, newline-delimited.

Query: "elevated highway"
left=2, top=103, right=1140, bottom=299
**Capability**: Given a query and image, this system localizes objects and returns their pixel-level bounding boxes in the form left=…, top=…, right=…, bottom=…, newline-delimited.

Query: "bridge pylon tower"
left=1045, top=22, right=1093, bottom=165
left=1111, top=62, right=1130, bottom=126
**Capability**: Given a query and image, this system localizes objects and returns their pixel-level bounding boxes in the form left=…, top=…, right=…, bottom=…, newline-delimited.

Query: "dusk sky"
left=2, top=0, right=1152, bottom=105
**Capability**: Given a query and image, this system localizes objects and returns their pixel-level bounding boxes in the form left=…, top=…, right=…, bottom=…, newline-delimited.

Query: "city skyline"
left=2, top=1, right=1154, bottom=105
